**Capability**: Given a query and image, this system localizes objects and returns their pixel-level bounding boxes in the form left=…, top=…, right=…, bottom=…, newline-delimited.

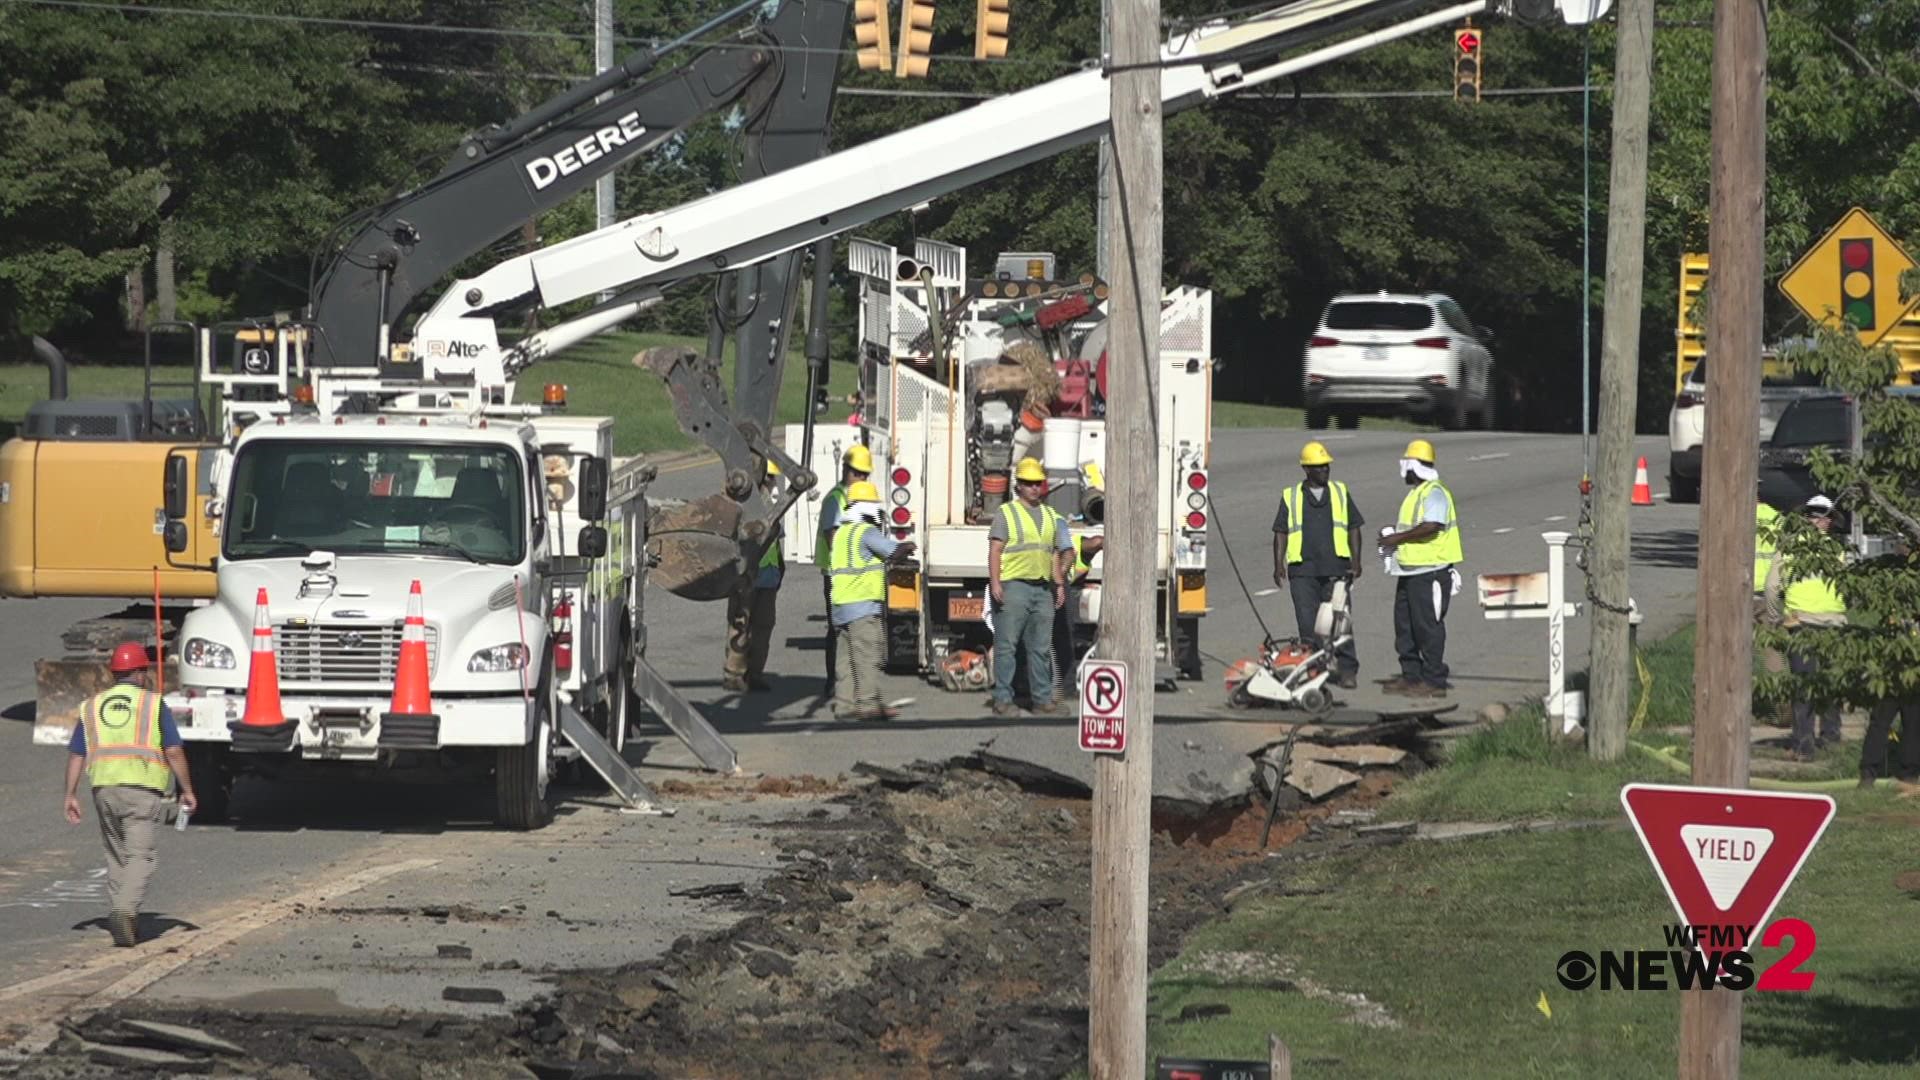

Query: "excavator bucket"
left=646, top=493, right=748, bottom=601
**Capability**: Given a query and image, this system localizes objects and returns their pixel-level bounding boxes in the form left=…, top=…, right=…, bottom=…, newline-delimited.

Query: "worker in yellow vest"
left=724, top=461, right=788, bottom=693
left=1768, top=494, right=1848, bottom=760
left=989, top=458, right=1073, bottom=717
left=62, top=643, right=197, bottom=947
left=1754, top=500, right=1782, bottom=594
left=827, top=480, right=915, bottom=720
left=1272, top=441, right=1365, bottom=688
left=1051, top=533, right=1105, bottom=699
left=815, top=444, right=873, bottom=694
left=1376, top=439, right=1461, bottom=697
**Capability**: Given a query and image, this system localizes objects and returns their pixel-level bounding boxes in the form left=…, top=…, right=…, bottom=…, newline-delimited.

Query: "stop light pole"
left=1089, top=0, right=1159, bottom=1073
left=1687, top=0, right=1766, bottom=1073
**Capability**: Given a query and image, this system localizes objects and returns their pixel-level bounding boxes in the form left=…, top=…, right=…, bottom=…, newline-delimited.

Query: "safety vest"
left=1754, top=503, right=1780, bottom=593
left=1396, top=480, right=1463, bottom=567
left=1782, top=551, right=1846, bottom=616
left=816, top=486, right=848, bottom=571
left=760, top=536, right=784, bottom=571
left=828, top=522, right=885, bottom=606
left=998, top=500, right=1062, bottom=582
left=1283, top=482, right=1353, bottom=563
left=82, top=685, right=170, bottom=792
left=1072, top=535, right=1092, bottom=577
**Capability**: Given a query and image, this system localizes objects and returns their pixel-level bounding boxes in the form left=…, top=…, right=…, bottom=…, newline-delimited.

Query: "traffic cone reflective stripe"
left=1631, top=456, right=1654, bottom=506
left=388, top=580, right=434, bottom=717
left=231, top=587, right=295, bottom=746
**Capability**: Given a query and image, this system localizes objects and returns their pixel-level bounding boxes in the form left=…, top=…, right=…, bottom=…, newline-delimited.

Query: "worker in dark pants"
left=724, top=462, right=785, bottom=693
left=1770, top=495, right=1848, bottom=760
left=63, top=644, right=197, bottom=947
left=816, top=444, right=872, bottom=696
left=1862, top=696, right=1920, bottom=788
left=1052, top=534, right=1104, bottom=699
left=1377, top=439, right=1460, bottom=698
left=1272, top=441, right=1364, bottom=688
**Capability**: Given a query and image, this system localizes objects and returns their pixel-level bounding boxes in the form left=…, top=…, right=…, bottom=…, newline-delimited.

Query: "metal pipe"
left=31, top=336, right=68, bottom=400
left=801, top=236, right=833, bottom=466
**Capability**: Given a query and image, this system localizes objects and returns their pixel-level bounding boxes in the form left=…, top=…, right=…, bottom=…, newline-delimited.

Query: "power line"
left=844, top=83, right=1601, bottom=101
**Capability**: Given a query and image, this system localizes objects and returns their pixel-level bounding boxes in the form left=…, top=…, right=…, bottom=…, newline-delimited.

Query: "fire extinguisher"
left=552, top=594, right=574, bottom=674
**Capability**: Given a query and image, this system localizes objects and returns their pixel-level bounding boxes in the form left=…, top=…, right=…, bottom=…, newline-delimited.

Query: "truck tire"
left=495, top=699, right=554, bottom=831
left=1306, top=408, right=1329, bottom=431
left=184, top=745, right=233, bottom=824
left=1669, top=469, right=1700, bottom=504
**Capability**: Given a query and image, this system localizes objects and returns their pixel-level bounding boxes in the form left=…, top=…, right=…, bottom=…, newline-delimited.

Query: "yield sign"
left=1620, top=784, right=1835, bottom=938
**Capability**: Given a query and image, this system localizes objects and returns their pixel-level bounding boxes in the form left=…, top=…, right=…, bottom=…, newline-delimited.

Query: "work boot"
left=1381, top=678, right=1419, bottom=697
left=721, top=673, right=748, bottom=693
left=1335, top=672, right=1358, bottom=690
left=108, top=911, right=136, bottom=948
left=1030, top=701, right=1059, bottom=715
left=990, top=700, right=1018, bottom=718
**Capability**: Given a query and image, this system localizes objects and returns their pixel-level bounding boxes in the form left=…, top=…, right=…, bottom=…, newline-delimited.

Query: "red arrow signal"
left=1456, top=30, right=1480, bottom=53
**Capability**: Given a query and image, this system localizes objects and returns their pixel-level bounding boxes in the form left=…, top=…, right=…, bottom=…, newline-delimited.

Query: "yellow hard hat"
left=1299, top=441, right=1333, bottom=467
left=844, top=445, right=873, bottom=473
left=766, top=460, right=781, bottom=477
left=1404, top=438, right=1437, bottom=464
left=1014, top=458, right=1048, bottom=483
left=846, top=480, right=881, bottom=504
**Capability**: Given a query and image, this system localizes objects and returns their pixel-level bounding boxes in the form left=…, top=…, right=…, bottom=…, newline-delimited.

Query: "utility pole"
left=1095, top=0, right=1112, bottom=281
left=1089, top=0, right=1158, bottom=1074
left=1684, top=0, right=1765, bottom=1073
left=595, top=0, right=615, bottom=234
left=1587, top=0, right=1654, bottom=761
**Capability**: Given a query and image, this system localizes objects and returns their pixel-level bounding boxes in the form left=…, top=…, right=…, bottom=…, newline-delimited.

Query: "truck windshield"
left=224, top=440, right=525, bottom=564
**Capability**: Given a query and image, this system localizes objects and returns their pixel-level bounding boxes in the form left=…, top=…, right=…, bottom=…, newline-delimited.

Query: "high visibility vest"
left=828, top=522, right=885, bottom=606
left=1783, top=551, right=1846, bottom=616
left=998, top=500, right=1062, bottom=582
left=1283, top=481, right=1353, bottom=563
left=1396, top=480, right=1463, bottom=567
left=760, top=536, right=784, bottom=571
left=1072, top=535, right=1092, bottom=577
left=816, top=486, right=848, bottom=571
left=1754, top=503, right=1781, bottom=593
left=82, top=685, right=171, bottom=792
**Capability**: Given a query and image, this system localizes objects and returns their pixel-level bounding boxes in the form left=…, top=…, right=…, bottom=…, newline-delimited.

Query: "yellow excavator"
left=1, top=332, right=228, bottom=739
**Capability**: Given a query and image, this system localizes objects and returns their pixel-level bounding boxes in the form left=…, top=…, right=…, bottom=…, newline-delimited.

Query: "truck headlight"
left=468, top=643, right=529, bottom=673
left=183, top=638, right=236, bottom=669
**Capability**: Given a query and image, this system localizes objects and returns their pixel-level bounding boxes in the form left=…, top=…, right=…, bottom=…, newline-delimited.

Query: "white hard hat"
left=1802, top=494, right=1835, bottom=514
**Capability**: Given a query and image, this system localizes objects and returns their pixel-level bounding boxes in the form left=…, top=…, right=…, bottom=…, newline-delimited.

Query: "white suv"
left=1301, top=292, right=1496, bottom=430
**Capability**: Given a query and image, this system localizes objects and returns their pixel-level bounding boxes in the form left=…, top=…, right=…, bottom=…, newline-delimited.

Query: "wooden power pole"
left=1588, top=0, right=1655, bottom=760
left=1089, top=0, right=1159, bottom=1073
left=1684, top=0, right=1765, bottom=1073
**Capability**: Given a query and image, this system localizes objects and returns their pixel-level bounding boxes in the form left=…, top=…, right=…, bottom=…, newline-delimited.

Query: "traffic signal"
left=853, top=0, right=892, bottom=71
left=897, top=0, right=936, bottom=78
left=1840, top=237, right=1876, bottom=331
left=975, top=0, right=1009, bottom=60
left=1453, top=26, right=1483, bottom=102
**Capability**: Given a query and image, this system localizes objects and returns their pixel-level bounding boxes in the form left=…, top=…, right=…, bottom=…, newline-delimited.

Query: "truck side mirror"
left=577, top=525, right=608, bottom=559
left=578, top=456, right=608, bottom=522
left=164, top=452, right=191, bottom=520
left=164, top=520, right=190, bottom=554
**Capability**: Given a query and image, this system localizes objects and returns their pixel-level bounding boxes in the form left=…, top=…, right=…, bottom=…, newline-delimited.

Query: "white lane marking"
left=1253, top=587, right=1281, bottom=597
left=1544, top=515, right=1567, bottom=523
left=0, top=857, right=438, bottom=1060
left=1492, top=527, right=1514, bottom=535
left=1465, top=452, right=1511, bottom=462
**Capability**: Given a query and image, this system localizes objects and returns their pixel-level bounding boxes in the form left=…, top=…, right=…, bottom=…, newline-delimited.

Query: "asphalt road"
left=0, top=424, right=1701, bottom=1004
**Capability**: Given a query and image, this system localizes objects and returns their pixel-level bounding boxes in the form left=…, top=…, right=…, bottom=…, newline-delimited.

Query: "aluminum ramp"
left=634, top=656, right=740, bottom=774
left=557, top=702, right=667, bottom=813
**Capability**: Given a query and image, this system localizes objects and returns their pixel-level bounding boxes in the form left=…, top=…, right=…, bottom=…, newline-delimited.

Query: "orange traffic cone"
left=1631, top=456, right=1655, bottom=506
left=380, top=580, right=439, bottom=748
left=229, top=587, right=296, bottom=749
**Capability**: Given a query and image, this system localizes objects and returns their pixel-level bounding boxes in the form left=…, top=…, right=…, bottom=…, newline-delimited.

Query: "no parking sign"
left=1079, top=660, right=1127, bottom=754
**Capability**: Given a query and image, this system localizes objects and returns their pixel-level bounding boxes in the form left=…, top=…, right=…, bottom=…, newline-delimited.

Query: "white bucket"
left=1042, top=418, right=1083, bottom=471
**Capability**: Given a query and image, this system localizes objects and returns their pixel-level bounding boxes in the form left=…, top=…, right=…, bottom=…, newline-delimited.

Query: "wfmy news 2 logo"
left=1555, top=784, right=1836, bottom=994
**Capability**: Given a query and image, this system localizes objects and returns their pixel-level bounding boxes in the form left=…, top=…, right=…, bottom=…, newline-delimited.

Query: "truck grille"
left=274, top=623, right=440, bottom=683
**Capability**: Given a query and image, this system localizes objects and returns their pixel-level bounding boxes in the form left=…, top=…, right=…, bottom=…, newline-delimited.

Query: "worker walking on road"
left=1768, top=494, right=1848, bottom=761
left=724, top=461, right=786, bottom=693
left=1377, top=439, right=1461, bottom=698
left=816, top=445, right=873, bottom=696
left=989, top=458, right=1073, bottom=716
left=62, top=643, right=197, bottom=948
left=1272, top=441, right=1365, bottom=689
left=827, top=481, right=914, bottom=721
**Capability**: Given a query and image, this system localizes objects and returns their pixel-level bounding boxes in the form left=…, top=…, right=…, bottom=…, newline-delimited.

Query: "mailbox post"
left=1478, top=531, right=1638, bottom=736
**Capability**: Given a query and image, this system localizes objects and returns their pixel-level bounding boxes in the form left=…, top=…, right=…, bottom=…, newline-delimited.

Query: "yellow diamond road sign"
left=1778, top=206, right=1920, bottom=347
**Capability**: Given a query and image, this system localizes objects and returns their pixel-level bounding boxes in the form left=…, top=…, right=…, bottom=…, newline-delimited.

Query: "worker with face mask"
left=816, top=444, right=873, bottom=696
left=1376, top=439, right=1461, bottom=698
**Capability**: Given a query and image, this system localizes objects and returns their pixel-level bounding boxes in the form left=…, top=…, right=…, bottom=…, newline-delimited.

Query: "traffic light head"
left=1840, top=237, right=1876, bottom=330
left=853, top=0, right=892, bottom=71
left=1453, top=27, right=1483, bottom=102
left=975, top=0, right=1009, bottom=60
left=897, top=0, right=937, bottom=78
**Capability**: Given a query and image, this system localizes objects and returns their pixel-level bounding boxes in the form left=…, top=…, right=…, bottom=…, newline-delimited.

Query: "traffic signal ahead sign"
left=1778, top=206, right=1920, bottom=346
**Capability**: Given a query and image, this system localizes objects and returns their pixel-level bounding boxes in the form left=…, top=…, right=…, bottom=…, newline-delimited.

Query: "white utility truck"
left=783, top=239, right=1213, bottom=687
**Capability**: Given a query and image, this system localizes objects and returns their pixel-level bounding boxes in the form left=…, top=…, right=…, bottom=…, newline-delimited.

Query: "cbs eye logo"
left=1556, top=952, right=1597, bottom=990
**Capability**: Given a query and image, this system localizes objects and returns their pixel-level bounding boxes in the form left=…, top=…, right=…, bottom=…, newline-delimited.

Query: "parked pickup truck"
left=1667, top=356, right=1827, bottom=503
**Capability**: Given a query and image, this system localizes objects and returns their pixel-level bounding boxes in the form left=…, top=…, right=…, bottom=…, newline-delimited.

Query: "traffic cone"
left=1631, top=456, right=1655, bottom=506
left=380, top=580, right=440, bottom=748
left=229, top=588, right=296, bottom=750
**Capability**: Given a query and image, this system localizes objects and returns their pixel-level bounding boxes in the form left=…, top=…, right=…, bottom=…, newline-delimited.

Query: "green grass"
left=1147, top=810, right=1920, bottom=1077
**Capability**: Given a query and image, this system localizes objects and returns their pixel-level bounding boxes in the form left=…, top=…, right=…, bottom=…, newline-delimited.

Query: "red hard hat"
left=108, top=642, right=151, bottom=673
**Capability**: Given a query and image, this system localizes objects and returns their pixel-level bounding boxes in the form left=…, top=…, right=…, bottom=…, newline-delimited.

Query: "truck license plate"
left=948, top=595, right=985, bottom=622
